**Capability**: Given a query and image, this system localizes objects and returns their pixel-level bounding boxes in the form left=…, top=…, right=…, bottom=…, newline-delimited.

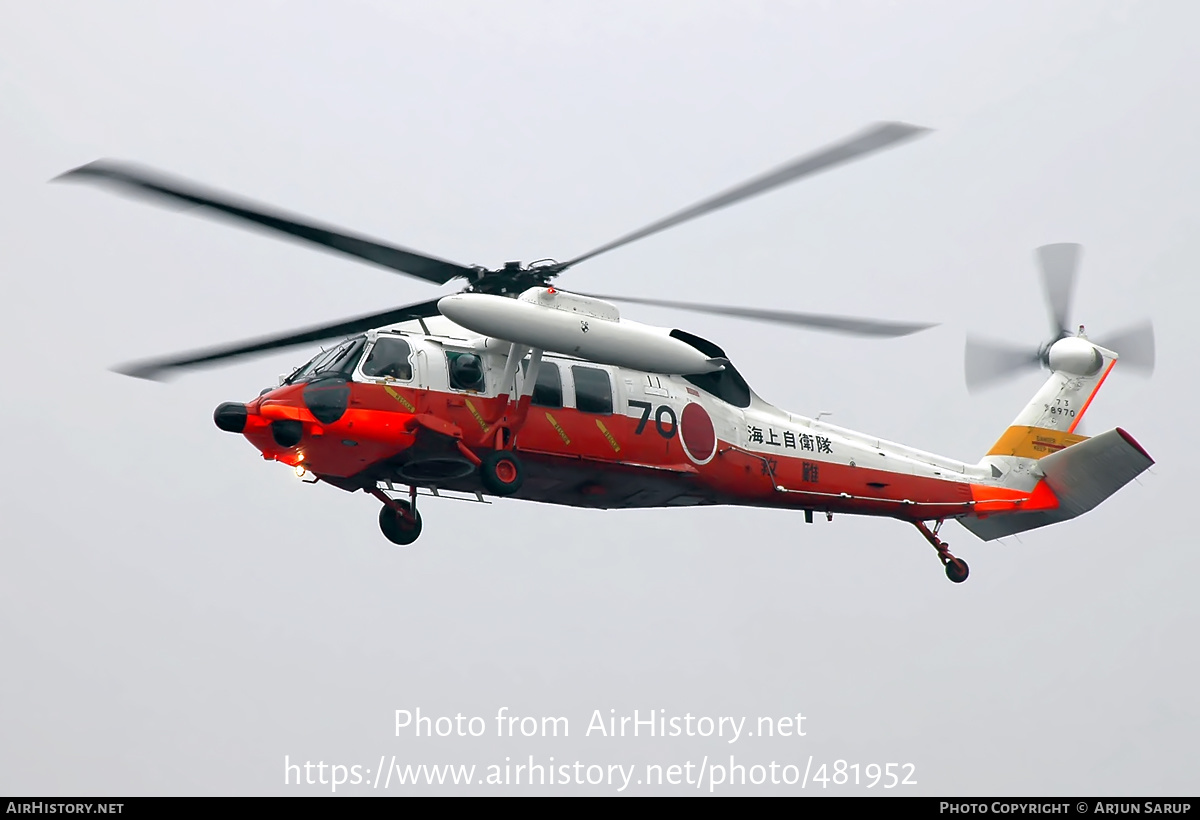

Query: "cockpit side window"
left=361, top=337, right=413, bottom=381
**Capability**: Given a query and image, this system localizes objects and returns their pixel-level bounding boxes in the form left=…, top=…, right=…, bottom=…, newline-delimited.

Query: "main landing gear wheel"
left=480, top=450, right=524, bottom=496
left=379, top=500, right=422, bottom=546
left=944, top=557, right=969, bottom=584
left=913, top=520, right=969, bottom=583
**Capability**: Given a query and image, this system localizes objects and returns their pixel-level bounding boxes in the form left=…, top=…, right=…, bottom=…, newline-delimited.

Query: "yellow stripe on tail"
left=986, top=426, right=1088, bottom=460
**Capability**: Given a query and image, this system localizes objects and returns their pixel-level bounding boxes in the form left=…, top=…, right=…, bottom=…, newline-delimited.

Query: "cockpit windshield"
left=284, top=337, right=366, bottom=384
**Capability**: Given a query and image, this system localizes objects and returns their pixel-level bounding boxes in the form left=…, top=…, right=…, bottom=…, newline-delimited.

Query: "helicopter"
left=55, top=122, right=1156, bottom=582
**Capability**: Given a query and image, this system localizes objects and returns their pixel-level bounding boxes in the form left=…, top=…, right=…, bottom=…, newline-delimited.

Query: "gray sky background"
left=2, top=0, right=1196, bottom=796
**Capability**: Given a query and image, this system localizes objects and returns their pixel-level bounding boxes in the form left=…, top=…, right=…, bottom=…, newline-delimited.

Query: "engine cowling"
left=437, top=288, right=725, bottom=375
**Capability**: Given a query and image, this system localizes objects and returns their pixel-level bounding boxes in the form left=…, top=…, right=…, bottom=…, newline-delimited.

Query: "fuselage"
left=222, top=317, right=1027, bottom=523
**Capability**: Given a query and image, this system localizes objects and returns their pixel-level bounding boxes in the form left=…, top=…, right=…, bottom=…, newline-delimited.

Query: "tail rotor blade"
left=1094, top=319, right=1155, bottom=374
left=965, top=336, right=1043, bottom=392
left=1036, top=243, right=1082, bottom=339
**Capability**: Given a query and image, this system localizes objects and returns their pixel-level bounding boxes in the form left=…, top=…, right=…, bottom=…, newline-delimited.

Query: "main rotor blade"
left=558, top=121, right=930, bottom=271
left=56, top=161, right=476, bottom=286
left=1036, top=243, right=1081, bottom=339
left=964, top=336, right=1043, bottom=392
left=580, top=293, right=937, bottom=337
left=113, top=298, right=443, bottom=381
left=1094, top=319, right=1155, bottom=373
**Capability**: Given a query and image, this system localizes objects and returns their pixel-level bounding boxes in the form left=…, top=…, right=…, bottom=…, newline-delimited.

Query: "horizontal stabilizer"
left=960, top=428, right=1152, bottom=541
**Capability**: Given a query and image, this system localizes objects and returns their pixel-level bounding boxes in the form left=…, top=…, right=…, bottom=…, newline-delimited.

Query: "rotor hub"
left=461, top=260, right=565, bottom=297
left=1047, top=336, right=1104, bottom=376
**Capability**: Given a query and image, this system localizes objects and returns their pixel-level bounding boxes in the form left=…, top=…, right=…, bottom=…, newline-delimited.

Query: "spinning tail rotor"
left=964, top=244, right=1155, bottom=392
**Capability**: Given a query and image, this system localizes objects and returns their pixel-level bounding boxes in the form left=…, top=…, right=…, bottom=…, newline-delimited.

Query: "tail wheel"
left=945, top=558, right=969, bottom=583
left=480, top=451, right=524, bottom=496
left=379, top=500, right=422, bottom=546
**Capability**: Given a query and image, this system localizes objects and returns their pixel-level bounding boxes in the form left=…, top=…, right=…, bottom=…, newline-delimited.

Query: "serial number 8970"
left=811, top=761, right=917, bottom=788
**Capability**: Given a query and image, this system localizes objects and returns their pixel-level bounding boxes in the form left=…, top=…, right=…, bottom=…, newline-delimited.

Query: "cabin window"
left=572, top=366, right=612, bottom=414
left=446, top=351, right=486, bottom=392
left=361, top=337, right=413, bottom=381
left=521, top=358, right=563, bottom=408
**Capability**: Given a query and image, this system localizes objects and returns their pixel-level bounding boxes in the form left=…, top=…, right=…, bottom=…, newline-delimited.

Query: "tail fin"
left=960, top=335, right=1154, bottom=541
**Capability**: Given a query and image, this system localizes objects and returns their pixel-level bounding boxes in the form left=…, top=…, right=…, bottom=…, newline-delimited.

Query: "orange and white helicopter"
left=57, top=123, right=1156, bottom=582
